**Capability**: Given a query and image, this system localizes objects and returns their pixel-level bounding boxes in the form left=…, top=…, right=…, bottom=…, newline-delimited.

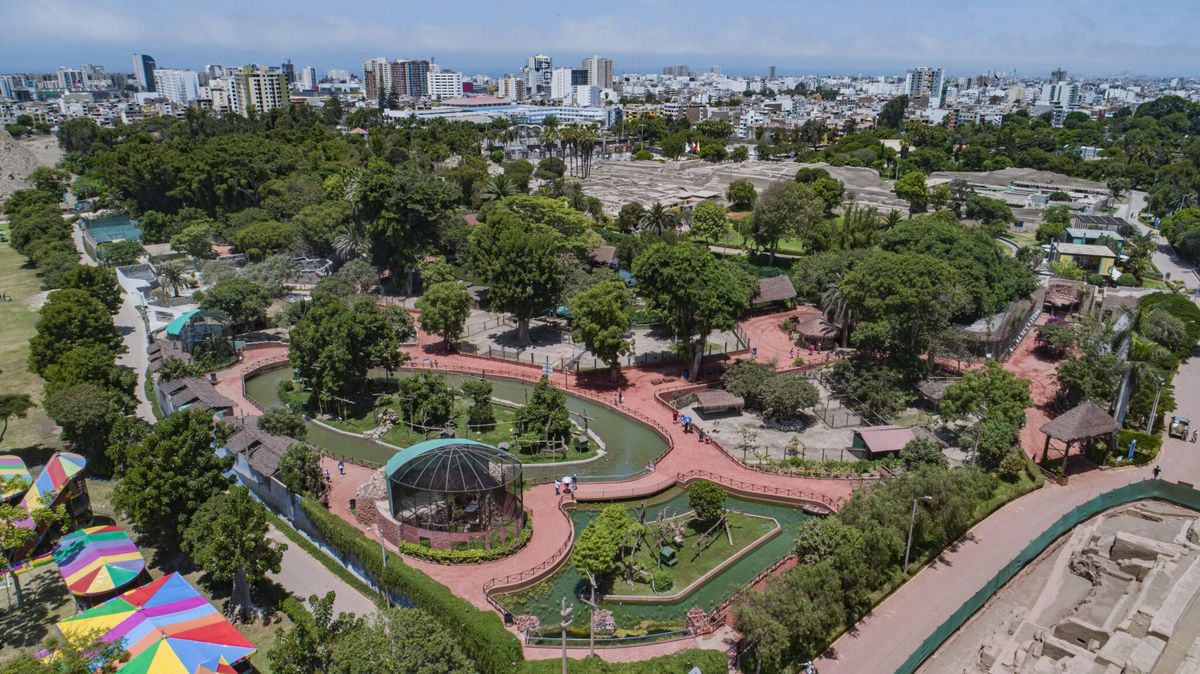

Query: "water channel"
left=499, top=488, right=811, bottom=637
left=243, top=366, right=669, bottom=482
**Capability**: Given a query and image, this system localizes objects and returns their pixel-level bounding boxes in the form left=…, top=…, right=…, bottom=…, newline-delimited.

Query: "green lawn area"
left=1005, top=227, right=1038, bottom=247
left=1, top=479, right=293, bottom=672
left=325, top=400, right=599, bottom=465
left=709, top=229, right=811, bottom=256
left=607, top=511, right=778, bottom=598
left=0, top=242, right=61, bottom=458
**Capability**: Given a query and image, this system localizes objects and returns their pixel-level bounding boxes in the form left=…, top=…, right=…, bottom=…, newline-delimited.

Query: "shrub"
left=687, top=480, right=727, bottom=522
left=1116, top=273, right=1136, bottom=287
left=1138, top=293, right=1200, bottom=359
left=721, top=359, right=775, bottom=409
left=759, top=375, right=819, bottom=420
left=997, top=450, right=1027, bottom=482
left=632, top=149, right=653, bottom=161
left=652, top=569, right=674, bottom=592
left=899, top=437, right=947, bottom=470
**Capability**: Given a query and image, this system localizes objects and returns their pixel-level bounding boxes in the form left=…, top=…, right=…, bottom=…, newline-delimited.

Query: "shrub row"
left=300, top=496, right=523, bottom=674
left=1086, top=429, right=1163, bottom=467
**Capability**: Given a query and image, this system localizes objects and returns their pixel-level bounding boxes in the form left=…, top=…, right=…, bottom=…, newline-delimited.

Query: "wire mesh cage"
left=387, top=441, right=524, bottom=534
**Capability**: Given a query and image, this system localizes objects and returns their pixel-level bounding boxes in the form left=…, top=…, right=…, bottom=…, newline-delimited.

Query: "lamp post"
left=559, top=597, right=573, bottom=674
left=904, top=496, right=933, bottom=574
left=1146, top=375, right=1163, bottom=435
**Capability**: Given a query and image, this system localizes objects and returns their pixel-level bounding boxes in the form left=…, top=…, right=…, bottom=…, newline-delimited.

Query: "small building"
left=692, top=389, right=746, bottom=416
left=1064, top=228, right=1125, bottom=254
left=1072, top=214, right=1130, bottom=233
left=378, top=439, right=524, bottom=550
left=155, top=377, right=234, bottom=418
left=164, top=309, right=232, bottom=355
left=586, top=245, right=617, bottom=268
left=1052, top=242, right=1118, bottom=276
left=752, top=275, right=798, bottom=308
left=852, top=426, right=916, bottom=459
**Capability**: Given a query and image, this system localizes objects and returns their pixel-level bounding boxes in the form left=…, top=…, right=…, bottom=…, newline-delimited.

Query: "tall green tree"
left=569, top=281, right=632, bottom=380
left=689, top=200, right=729, bottom=244
left=632, top=243, right=752, bottom=376
left=183, top=486, right=286, bottom=620
left=752, top=181, right=823, bottom=264
left=0, top=394, right=34, bottom=442
left=415, top=281, right=471, bottom=349
left=893, top=171, right=929, bottom=215
left=329, top=607, right=473, bottom=674
left=1, top=489, right=67, bottom=607
left=268, top=592, right=354, bottom=674
left=726, top=178, right=757, bottom=210
left=469, top=219, right=562, bottom=345
left=113, top=408, right=232, bottom=554
left=278, top=443, right=324, bottom=498
left=29, top=289, right=123, bottom=377
left=198, top=276, right=270, bottom=333
left=290, top=297, right=404, bottom=407
left=60, top=265, right=122, bottom=314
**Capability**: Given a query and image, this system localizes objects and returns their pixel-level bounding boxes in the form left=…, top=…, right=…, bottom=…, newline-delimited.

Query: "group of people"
left=612, top=390, right=624, bottom=406
left=671, top=409, right=713, bottom=444
left=789, top=346, right=833, bottom=363
left=554, top=474, right=578, bottom=498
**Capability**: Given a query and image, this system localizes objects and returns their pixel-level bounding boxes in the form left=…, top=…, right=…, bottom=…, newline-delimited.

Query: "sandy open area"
left=0, top=130, right=64, bottom=200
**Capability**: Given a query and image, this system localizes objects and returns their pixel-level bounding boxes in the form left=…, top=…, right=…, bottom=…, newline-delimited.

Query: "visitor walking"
left=337, top=460, right=344, bottom=476
left=554, top=479, right=561, bottom=496
left=1153, top=465, right=1162, bottom=480
left=571, top=474, right=578, bottom=495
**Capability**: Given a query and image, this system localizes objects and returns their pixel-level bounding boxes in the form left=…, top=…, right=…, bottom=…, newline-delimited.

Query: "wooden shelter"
left=1039, top=400, right=1120, bottom=463
left=752, top=276, right=798, bottom=307
left=692, top=389, right=746, bottom=416
left=793, top=313, right=841, bottom=345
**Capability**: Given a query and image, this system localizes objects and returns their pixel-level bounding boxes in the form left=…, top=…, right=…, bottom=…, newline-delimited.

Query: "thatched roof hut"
left=793, top=314, right=840, bottom=341
left=1039, top=400, right=1120, bottom=463
left=693, top=389, right=746, bottom=415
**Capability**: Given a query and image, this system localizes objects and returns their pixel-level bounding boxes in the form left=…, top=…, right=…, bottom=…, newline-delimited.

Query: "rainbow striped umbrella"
left=0, top=454, right=31, bottom=501
left=52, top=525, right=146, bottom=596
left=16, top=452, right=87, bottom=528
left=58, top=573, right=256, bottom=674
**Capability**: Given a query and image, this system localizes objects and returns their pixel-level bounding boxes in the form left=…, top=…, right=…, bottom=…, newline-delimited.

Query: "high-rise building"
left=229, top=66, right=289, bottom=116
left=363, top=57, right=389, bottom=101
left=326, top=69, right=351, bottom=82
left=768, top=65, right=777, bottom=78
left=904, top=67, right=945, bottom=108
left=523, top=54, right=553, bottom=96
left=152, top=69, right=200, bottom=104
left=390, top=60, right=430, bottom=99
left=582, top=55, right=613, bottom=89
left=550, top=68, right=588, bottom=100
left=1050, top=68, right=1068, bottom=84
left=662, top=65, right=690, bottom=77
left=299, top=67, right=318, bottom=91
left=498, top=75, right=526, bottom=101
left=281, top=60, right=295, bottom=85
left=132, top=53, right=157, bottom=92
left=427, top=71, right=463, bottom=100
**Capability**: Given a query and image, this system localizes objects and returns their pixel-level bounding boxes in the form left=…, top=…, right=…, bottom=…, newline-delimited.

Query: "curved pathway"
left=214, top=322, right=858, bottom=662
left=818, top=325, right=1200, bottom=672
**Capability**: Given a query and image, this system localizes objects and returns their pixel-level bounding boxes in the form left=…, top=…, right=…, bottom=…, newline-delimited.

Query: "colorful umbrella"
left=52, top=525, right=146, bottom=596
left=58, top=573, right=256, bottom=674
left=20, top=452, right=87, bottom=512
left=0, top=454, right=31, bottom=501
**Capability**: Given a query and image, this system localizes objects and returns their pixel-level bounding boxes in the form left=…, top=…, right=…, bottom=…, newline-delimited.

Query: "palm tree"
left=156, top=262, right=187, bottom=298
left=643, top=202, right=676, bottom=236
left=333, top=221, right=368, bottom=262
left=822, top=280, right=857, bottom=348
left=480, top=173, right=517, bottom=202
left=882, top=209, right=904, bottom=231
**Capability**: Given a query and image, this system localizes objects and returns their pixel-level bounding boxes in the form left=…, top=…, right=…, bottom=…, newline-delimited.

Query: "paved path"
left=215, top=323, right=856, bottom=662
left=71, top=221, right=154, bottom=421
left=819, top=310, right=1200, bottom=673
left=740, top=305, right=844, bottom=369
left=265, top=526, right=377, bottom=617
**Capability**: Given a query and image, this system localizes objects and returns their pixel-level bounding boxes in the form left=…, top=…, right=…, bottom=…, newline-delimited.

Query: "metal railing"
left=482, top=498, right=576, bottom=611
left=677, top=469, right=840, bottom=511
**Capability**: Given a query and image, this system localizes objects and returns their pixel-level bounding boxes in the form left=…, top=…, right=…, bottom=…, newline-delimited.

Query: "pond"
left=496, top=489, right=811, bottom=637
left=243, top=366, right=669, bottom=481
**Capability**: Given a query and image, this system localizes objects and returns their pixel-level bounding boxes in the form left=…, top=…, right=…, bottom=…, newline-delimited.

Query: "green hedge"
left=381, top=514, right=531, bottom=564
left=1138, top=293, right=1200, bottom=360
left=300, top=497, right=523, bottom=674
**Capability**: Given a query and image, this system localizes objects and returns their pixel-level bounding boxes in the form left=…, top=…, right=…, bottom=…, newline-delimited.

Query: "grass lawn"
left=0, top=479, right=294, bottom=671
left=1006, top=227, right=1038, bottom=248
left=0, top=242, right=60, bottom=459
left=325, top=400, right=599, bottom=465
left=710, top=230, right=811, bottom=256
left=606, top=511, right=779, bottom=598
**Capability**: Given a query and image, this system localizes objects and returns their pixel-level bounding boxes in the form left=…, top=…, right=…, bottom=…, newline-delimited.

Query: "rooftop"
left=855, top=426, right=916, bottom=454
left=753, top=275, right=798, bottom=304
left=1055, top=242, right=1117, bottom=258
left=1040, top=401, right=1120, bottom=442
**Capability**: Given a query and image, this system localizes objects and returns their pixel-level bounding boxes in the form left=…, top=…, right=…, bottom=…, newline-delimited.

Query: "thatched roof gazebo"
left=1039, top=400, right=1120, bottom=464
left=793, top=314, right=840, bottom=343
left=693, top=389, right=745, bottom=416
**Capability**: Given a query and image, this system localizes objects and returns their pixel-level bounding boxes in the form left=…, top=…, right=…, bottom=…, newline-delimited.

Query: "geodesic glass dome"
left=385, top=439, right=524, bottom=535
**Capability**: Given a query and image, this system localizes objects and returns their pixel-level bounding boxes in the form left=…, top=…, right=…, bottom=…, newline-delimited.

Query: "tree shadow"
left=3, top=444, right=58, bottom=468
left=0, top=568, right=73, bottom=650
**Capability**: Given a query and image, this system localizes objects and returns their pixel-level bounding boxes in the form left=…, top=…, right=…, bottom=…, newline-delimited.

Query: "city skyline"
left=2, top=0, right=1200, bottom=77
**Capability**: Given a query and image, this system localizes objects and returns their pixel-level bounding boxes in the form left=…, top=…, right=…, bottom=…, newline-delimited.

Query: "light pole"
left=904, top=496, right=933, bottom=574
left=1146, top=375, right=1163, bottom=435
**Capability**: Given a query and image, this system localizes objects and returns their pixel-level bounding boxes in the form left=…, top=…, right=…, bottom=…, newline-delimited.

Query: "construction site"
left=920, top=501, right=1200, bottom=674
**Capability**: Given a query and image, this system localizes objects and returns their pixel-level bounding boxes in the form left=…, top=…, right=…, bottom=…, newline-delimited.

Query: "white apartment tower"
left=523, top=54, right=553, bottom=96
left=152, top=69, right=200, bottom=104
left=582, top=55, right=613, bottom=90
left=427, top=71, right=464, bottom=100
left=229, top=66, right=289, bottom=116
left=904, top=67, right=945, bottom=108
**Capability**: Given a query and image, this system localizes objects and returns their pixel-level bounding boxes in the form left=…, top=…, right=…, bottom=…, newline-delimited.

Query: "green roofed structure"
left=163, top=309, right=231, bottom=355
left=379, top=439, right=525, bottom=550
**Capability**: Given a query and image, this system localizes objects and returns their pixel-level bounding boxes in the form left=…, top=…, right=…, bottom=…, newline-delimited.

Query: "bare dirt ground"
left=920, top=501, right=1200, bottom=674
left=0, top=130, right=63, bottom=200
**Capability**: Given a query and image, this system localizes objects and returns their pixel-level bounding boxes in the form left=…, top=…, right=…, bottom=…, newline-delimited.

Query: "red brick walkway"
left=740, top=305, right=840, bottom=369
left=215, top=324, right=856, bottom=662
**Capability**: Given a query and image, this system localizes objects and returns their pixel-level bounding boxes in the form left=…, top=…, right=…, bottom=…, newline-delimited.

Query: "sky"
left=2, top=0, right=1199, bottom=78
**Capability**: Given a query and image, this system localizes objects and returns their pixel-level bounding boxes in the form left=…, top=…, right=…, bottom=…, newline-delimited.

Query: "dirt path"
left=0, top=130, right=62, bottom=200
